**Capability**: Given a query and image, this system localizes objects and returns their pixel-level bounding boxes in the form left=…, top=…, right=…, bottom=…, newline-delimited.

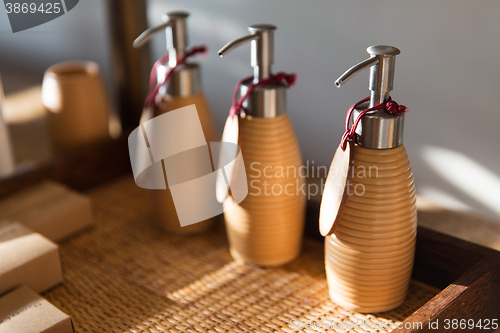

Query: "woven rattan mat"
left=44, top=176, right=439, bottom=333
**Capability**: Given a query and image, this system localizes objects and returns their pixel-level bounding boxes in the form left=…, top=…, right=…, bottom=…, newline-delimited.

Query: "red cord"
left=229, top=73, right=297, bottom=118
left=144, top=45, right=208, bottom=108
left=340, top=97, right=407, bottom=150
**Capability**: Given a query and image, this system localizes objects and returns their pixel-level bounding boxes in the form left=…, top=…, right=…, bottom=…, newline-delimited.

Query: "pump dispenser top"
left=133, top=11, right=200, bottom=96
left=335, top=45, right=403, bottom=149
left=132, top=11, right=218, bottom=235
left=219, top=24, right=275, bottom=82
left=218, top=24, right=285, bottom=118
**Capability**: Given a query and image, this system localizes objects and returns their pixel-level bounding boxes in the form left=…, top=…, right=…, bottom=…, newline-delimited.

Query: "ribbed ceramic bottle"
left=325, top=144, right=416, bottom=312
left=223, top=114, right=305, bottom=266
left=134, top=11, right=218, bottom=234
left=219, top=24, right=306, bottom=266
left=148, top=93, right=218, bottom=234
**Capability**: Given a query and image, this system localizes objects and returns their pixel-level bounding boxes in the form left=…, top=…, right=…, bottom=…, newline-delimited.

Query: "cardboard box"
left=0, top=181, right=92, bottom=242
left=0, top=222, right=63, bottom=296
left=0, top=181, right=67, bottom=220
left=0, top=285, right=73, bottom=333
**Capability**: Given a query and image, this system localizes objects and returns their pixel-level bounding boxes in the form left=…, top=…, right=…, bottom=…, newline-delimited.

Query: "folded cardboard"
left=0, top=222, right=63, bottom=296
left=0, top=181, right=92, bottom=242
left=0, top=285, right=73, bottom=333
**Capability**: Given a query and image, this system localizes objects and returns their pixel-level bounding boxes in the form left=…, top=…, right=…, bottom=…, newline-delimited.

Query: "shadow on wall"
left=420, top=145, right=500, bottom=219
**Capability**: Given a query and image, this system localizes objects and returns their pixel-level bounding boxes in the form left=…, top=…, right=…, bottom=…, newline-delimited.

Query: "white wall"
left=1, top=0, right=500, bottom=220
left=0, top=0, right=112, bottom=94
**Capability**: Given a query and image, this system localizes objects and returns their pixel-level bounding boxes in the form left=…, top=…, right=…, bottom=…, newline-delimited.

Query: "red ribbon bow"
left=229, top=73, right=297, bottom=118
left=144, top=45, right=208, bottom=108
left=386, top=100, right=407, bottom=114
left=340, top=97, right=408, bottom=151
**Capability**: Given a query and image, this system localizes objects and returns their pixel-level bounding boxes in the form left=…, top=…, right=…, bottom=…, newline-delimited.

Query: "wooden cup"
left=42, top=61, right=110, bottom=154
left=0, top=73, right=15, bottom=178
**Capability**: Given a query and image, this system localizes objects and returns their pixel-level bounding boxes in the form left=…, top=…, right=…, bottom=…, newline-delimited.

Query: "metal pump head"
left=335, top=45, right=404, bottom=149
left=133, top=11, right=189, bottom=68
left=133, top=11, right=201, bottom=97
left=218, top=24, right=276, bottom=83
left=336, top=45, right=400, bottom=107
left=217, top=24, right=286, bottom=118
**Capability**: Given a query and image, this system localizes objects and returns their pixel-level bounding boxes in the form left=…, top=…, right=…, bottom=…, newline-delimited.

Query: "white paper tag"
left=215, top=115, right=239, bottom=203
left=319, top=141, right=354, bottom=236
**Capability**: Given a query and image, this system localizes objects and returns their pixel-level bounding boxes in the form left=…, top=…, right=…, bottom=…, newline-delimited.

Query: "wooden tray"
left=306, top=201, right=500, bottom=332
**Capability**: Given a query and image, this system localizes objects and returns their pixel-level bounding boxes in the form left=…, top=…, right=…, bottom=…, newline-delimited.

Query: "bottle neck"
left=239, top=79, right=287, bottom=118
left=353, top=101, right=405, bottom=149
left=369, top=91, right=391, bottom=108
left=157, top=62, right=201, bottom=97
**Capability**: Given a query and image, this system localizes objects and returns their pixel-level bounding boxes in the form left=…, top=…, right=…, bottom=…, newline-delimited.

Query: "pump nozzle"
left=133, top=11, right=203, bottom=97
left=218, top=24, right=276, bottom=82
left=335, top=45, right=400, bottom=107
left=133, top=11, right=189, bottom=67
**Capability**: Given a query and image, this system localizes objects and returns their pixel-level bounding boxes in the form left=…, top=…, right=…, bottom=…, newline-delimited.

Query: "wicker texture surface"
left=44, top=176, right=439, bottom=332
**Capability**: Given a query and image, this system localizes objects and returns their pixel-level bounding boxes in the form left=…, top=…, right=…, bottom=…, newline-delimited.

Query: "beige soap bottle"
left=218, top=25, right=306, bottom=266
left=134, top=12, right=218, bottom=234
left=320, top=46, right=416, bottom=313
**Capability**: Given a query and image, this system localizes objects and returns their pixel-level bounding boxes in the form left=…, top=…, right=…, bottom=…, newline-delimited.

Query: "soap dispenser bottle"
left=320, top=46, right=416, bottom=312
left=134, top=11, right=218, bottom=234
left=218, top=25, right=305, bottom=266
